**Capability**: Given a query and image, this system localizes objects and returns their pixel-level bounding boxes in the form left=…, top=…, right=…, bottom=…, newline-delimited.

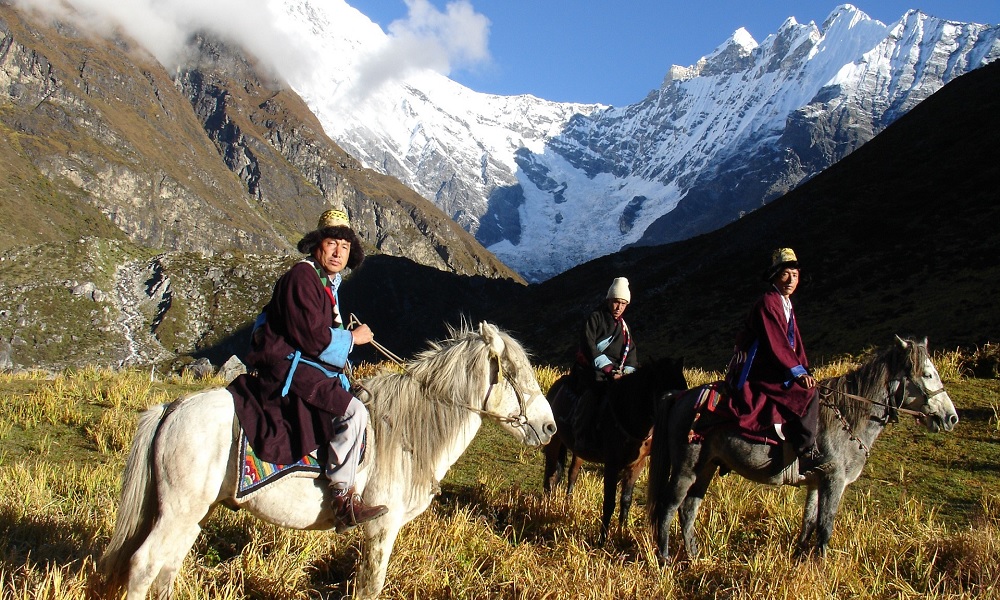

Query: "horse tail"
left=646, top=388, right=681, bottom=527
left=97, top=402, right=168, bottom=592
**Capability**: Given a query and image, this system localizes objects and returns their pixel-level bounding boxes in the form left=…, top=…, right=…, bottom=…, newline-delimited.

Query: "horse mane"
left=362, top=323, right=529, bottom=501
left=818, top=338, right=924, bottom=431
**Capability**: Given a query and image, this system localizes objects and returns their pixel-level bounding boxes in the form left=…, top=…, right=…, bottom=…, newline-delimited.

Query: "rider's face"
left=607, top=298, right=629, bottom=319
left=773, top=268, right=799, bottom=298
left=313, top=237, right=351, bottom=276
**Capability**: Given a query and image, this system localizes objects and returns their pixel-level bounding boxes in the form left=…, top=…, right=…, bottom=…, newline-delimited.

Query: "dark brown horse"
left=543, top=356, right=686, bottom=545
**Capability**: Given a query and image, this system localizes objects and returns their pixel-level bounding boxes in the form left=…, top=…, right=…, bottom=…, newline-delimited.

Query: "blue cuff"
left=319, top=328, right=353, bottom=368
left=593, top=355, right=613, bottom=370
left=789, top=365, right=808, bottom=378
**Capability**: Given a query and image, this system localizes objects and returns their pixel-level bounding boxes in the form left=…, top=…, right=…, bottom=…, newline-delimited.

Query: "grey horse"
left=647, top=336, right=959, bottom=563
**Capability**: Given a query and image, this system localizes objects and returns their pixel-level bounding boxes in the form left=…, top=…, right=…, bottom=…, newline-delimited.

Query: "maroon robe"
left=722, top=287, right=811, bottom=438
left=228, top=261, right=354, bottom=464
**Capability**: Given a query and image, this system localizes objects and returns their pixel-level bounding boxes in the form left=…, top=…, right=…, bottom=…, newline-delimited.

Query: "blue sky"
left=347, top=1, right=1000, bottom=106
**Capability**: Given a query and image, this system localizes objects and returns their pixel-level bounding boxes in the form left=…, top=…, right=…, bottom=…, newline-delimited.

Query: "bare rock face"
left=0, top=3, right=520, bottom=281
left=184, top=357, right=216, bottom=380
left=218, top=355, right=247, bottom=383
left=0, top=339, right=12, bottom=371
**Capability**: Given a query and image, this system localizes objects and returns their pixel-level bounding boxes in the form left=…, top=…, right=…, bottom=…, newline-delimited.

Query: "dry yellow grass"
left=1, top=355, right=997, bottom=599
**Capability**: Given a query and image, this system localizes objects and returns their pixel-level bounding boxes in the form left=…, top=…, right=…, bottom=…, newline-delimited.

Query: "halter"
left=818, top=355, right=948, bottom=456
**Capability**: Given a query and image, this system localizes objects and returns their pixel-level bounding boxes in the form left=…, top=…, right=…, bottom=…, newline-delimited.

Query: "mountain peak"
left=263, top=3, right=1000, bottom=282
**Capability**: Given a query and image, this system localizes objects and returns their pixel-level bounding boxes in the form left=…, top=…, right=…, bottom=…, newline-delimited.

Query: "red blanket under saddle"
left=687, top=382, right=786, bottom=446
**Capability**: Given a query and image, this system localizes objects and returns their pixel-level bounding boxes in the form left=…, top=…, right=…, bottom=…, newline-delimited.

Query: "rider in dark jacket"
left=724, top=248, right=826, bottom=480
left=569, top=277, right=639, bottom=450
left=229, top=208, right=387, bottom=531
left=575, top=277, right=638, bottom=384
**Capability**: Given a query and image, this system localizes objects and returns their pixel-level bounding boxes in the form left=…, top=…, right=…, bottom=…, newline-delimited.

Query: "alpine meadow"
left=1, top=1, right=1000, bottom=598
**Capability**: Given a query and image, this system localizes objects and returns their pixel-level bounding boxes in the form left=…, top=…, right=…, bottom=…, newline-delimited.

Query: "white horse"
left=98, top=322, right=556, bottom=599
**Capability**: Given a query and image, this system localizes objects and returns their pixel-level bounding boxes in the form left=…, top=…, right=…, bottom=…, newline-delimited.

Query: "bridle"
left=473, top=353, right=531, bottom=428
left=818, top=359, right=947, bottom=456
left=347, top=314, right=533, bottom=431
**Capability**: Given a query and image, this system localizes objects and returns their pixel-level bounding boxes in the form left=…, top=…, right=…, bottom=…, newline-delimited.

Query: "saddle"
left=686, top=381, right=788, bottom=447
left=235, top=428, right=322, bottom=500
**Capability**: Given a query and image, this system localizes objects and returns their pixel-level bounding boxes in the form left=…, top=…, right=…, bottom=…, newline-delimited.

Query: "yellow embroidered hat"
left=296, top=207, right=365, bottom=269
left=763, top=247, right=799, bottom=281
left=318, top=208, right=350, bottom=229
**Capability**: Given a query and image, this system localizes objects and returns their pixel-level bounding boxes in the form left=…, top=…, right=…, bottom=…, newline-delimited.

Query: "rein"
left=817, top=366, right=947, bottom=456
left=818, top=383, right=928, bottom=419
left=347, top=314, right=531, bottom=428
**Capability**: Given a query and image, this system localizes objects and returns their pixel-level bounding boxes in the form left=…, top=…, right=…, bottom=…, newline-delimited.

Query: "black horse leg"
left=566, top=454, right=584, bottom=496
left=543, top=439, right=565, bottom=494
left=617, top=457, right=645, bottom=531
left=598, top=463, right=618, bottom=546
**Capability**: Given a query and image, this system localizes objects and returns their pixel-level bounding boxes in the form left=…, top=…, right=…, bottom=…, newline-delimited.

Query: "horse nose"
left=947, top=413, right=959, bottom=429
left=543, top=421, right=557, bottom=438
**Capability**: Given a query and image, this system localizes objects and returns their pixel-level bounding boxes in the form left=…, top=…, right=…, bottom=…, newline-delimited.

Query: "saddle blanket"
left=236, top=430, right=323, bottom=500
left=686, top=382, right=780, bottom=446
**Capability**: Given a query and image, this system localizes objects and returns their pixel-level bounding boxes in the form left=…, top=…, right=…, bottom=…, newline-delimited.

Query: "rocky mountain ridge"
left=283, top=2, right=1000, bottom=281
left=0, top=2, right=520, bottom=370
left=0, top=2, right=517, bottom=280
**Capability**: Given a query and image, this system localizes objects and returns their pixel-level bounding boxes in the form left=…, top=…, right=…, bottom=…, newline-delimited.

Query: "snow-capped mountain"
left=269, top=0, right=601, bottom=235
left=271, top=1, right=999, bottom=281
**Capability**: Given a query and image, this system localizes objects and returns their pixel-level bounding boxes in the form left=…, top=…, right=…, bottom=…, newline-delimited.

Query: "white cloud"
left=350, top=0, right=491, bottom=99
left=12, top=0, right=311, bottom=80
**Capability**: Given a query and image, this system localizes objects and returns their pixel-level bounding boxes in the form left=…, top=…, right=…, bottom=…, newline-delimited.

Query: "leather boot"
left=796, top=445, right=834, bottom=484
left=331, top=487, right=388, bottom=533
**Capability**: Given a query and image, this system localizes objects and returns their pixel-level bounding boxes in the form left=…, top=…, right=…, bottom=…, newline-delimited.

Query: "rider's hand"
left=797, top=374, right=816, bottom=389
left=351, top=323, right=373, bottom=346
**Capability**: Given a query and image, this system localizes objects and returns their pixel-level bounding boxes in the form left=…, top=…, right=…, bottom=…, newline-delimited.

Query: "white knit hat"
left=606, top=277, right=631, bottom=302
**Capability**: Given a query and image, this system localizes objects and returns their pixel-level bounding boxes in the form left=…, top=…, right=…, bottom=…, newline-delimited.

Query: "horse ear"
left=479, top=321, right=505, bottom=356
left=895, top=334, right=910, bottom=349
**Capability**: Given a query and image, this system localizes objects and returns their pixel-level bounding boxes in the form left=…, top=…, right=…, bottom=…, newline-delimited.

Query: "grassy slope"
left=0, top=368, right=996, bottom=598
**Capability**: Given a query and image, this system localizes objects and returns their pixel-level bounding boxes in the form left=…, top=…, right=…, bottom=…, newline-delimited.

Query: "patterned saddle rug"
left=235, top=429, right=323, bottom=500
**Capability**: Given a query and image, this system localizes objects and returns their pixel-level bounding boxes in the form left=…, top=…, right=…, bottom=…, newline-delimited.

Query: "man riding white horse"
left=227, top=208, right=388, bottom=531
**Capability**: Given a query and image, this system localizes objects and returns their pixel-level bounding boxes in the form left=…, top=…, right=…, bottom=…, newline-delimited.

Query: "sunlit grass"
left=0, top=364, right=996, bottom=599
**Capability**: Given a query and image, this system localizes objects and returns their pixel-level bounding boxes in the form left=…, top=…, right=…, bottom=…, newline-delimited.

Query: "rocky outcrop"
left=0, top=3, right=520, bottom=281
left=0, top=2, right=526, bottom=370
